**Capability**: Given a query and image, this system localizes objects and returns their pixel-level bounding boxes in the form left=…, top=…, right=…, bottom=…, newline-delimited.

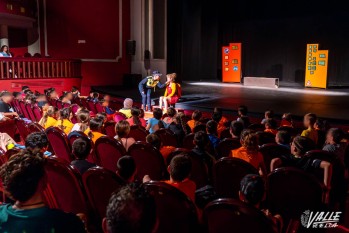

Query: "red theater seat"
left=15, top=118, right=29, bottom=141
left=28, top=122, right=45, bottom=134
left=45, top=127, right=74, bottom=162
left=183, top=133, right=195, bottom=150
left=19, top=101, right=30, bottom=119
left=155, top=128, right=178, bottom=147
left=32, top=105, right=43, bottom=122
left=216, top=138, right=241, bottom=159
left=128, top=125, right=148, bottom=142
left=113, top=112, right=126, bottom=122
left=95, top=102, right=105, bottom=113
left=103, top=121, right=116, bottom=138
left=259, top=143, right=290, bottom=173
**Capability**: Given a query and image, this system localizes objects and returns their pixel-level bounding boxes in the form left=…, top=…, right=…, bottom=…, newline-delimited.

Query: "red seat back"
left=56, top=100, right=63, bottom=109
left=144, top=181, right=198, bottom=233
left=219, top=127, right=232, bottom=140
left=82, top=167, right=124, bottom=225
left=0, top=119, right=17, bottom=139
left=128, top=125, right=148, bottom=142
left=256, top=131, right=276, bottom=146
left=128, top=142, right=166, bottom=181
left=15, top=118, right=29, bottom=141
left=28, top=122, right=45, bottom=134
left=43, top=157, right=89, bottom=215
left=216, top=138, right=241, bottom=159
left=80, top=98, right=89, bottom=109
left=95, top=102, right=105, bottom=113
left=113, top=112, right=126, bottom=122
left=19, top=101, right=29, bottom=119
left=188, top=152, right=210, bottom=189
left=25, top=104, right=36, bottom=122
left=103, top=121, right=116, bottom=138
left=32, top=105, right=43, bottom=122
left=155, top=129, right=178, bottom=147
left=71, top=104, right=80, bottom=115
left=204, top=198, right=276, bottom=233
left=166, top=148, right=190, bottom=165
left=259, top=143, right=290, bottom=173
left=213, top=157, right=258, bottom=198
left=87, top=101, right=97, bottom=114
left=94, top=136, right=126, bottom=172
left=45, top=127, right=74, bottom=162
left=183, top=133, right=195, bottom=150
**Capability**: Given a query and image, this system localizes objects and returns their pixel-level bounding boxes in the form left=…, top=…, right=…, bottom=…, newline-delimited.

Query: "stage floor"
left=93, top=81, right=349, bottom=123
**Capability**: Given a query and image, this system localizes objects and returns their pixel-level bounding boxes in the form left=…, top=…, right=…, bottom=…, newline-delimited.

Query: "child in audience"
left=87, top=91, right=99, bottom=103
left=25, top=132, right=50, bottom=155
left=230, top=120, right=244, bottom=139
left=0, top=151, right=86, bottom=232
left=163, top=107, right=177, bottom=125
left=187, top=110, right=202, bottom=132
left=144, top=154, right=196, bottom=202
left=146, top=133, right=175, bottom=162
left=96, top=112, right=108, bottom=124
left=230, top=129, right=266, bottom=176
left=39, top=106, right=58, bottom=129
left=116, top=156, right=137, bottom=183
left=275, top=131, right=291, bottom=150
left=71, top=86, right=81, bottom=99
left=314, top=119, right=329, bottom=148
left=71, top=108, right=90, bottom=133
left=102, top=95, right=115, bottom=115
left=61, top=91, right=73, bottom=104
left=54, top=107, right=74, bottom=134
left=323, top=128, right=346, bottom=162
left=237, top=105, right=250, bottom=128
left=271, top=136, right=332, bottom=192
left=212, top=108, right=229, bottom=137
left=301, top=113, right=318, bottom=144
left=280, top=113, right=293, bottom=127
left=206, top=120, right=220, bottom=149
left=115, top=120, right=136, bottom=151
left=119, top=98, right=133, bottom=118
left=127, top=107, right=146, bottom=128
left=85, top=117, right=105, bottom=143
left=239, top=174, right=283, bottom=233
left=71, top=137, right=95, bottom=174
left=146, top=108, right=165, bottom=133
left=168, top=112, right=190, bottom=146
left=264, top=119, right=278, bottom=135
left=261, top=110, right=274, bottom=125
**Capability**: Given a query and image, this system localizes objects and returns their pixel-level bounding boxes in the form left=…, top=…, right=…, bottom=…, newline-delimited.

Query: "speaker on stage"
left=126, top=40, right=136, bottom=55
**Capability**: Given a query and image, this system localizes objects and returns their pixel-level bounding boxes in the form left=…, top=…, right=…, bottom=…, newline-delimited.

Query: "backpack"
left=176, top=83, right=182, bottom=98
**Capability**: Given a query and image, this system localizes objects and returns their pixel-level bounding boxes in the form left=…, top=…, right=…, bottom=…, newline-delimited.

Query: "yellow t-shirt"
left=119, top=109, right=132, bottom=118
left=44, top=117, right=57, bottom=129
left=54, top=119, right=74, bottom=135
left=301, top=127, right=318, bottom=144
left=86, top=131, right=105, bottom=143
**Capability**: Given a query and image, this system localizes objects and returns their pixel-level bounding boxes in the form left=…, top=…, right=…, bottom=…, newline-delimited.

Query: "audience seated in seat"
left=115, top=120, right=135, bottom=151
left=280, top=113, right=294, bottom=127
left=116, top=156, right=137, bottom=184
left=0, top=91, right=19, bottom=118
left=187, top=110, right=203, bottom=132
left=85, top=117, right=105, bottom=143
left=163, top=107, right=177, bottom=125
left=25, top=132, right=50, bottom=156
left=239, top=174, right=283, bottom=233
left=146, top=108, right=165, bottom=134
left=206, top=120, right=220, bottom=150
left=301, top=113, right=318, bottom=145
left=118, top=98, right=133, bottom=118
left=168, top=112, right=190, bottom=146
left=144, top=153, right=196, bottom=202
left=271, top=136, right=332, bottom=189
left=102, top=95, right=115, bottom=115
left=0, top=150, right=86, bottom=233
left=237, top=105, right=250, bottom=128
left=275, top=130, right=291, bottom=150
left=315, top=118, right=330, bottom=149
left=54, top=107, right=74, bottom=135
left=261, top=110, right=274, bottom=125
left=70, top=108, right=90, bottom=133
left=230, top=129, right=267, bottom=177
left=230, top=120, right=244, bottom=139
left=86, top=91, right=99, bottom=103
left=212, top=108, right=228, bottom=137
left=60, top=91, right=73, bottom=104
left=322, top=128, right=346, bottom=162
left=71, top=138, right=95, bottom=174
left=264, top=119, right=278, bottom=135
left=146, top=133, right=175, bottom=161
left=127, top=107, right=147, bottom=127
left=103, top=183, right=156, bottom=233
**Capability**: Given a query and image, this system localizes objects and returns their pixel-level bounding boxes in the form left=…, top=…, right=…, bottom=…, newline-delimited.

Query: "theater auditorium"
left=0, top=0, right=348, bottom=232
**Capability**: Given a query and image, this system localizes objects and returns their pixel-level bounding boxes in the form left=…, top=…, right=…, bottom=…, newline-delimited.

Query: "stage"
left=93, top=81, right=349, bottom=124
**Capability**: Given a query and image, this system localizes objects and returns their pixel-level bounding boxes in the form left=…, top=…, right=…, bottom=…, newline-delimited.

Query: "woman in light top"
left=70, top=109, right=90, bottom=133
left=0, top=45, right=12, bottom=57
left=159, top=73, right=178, bottom=111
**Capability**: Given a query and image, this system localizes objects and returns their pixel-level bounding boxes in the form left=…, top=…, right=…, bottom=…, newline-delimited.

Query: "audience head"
left=264, top=118, right=277, bottom=130
left=96, top=112, right=108, bottom=123
left=71, top=86, right=79, bottom=94
left=0, top=91, right=13, bottom=103
left=238, top=105, right=248, bottom=117
left=104, top=95, right=111, bottom=102
left=238, top=116, right=251, bottom=128
left=89, top=117, right=104, bottom=132
left=139, top=108, right=145, bottom=118
left=291, top=136, right=316, bottom=157
left=25, top=132, right=49, bottom=152
left=77, top=109, right=90, bottom=132
left=326, top=128, right=343, bottom=145
left=153, top=108, right=163, bottom=120
left=72, top=137, right=92, bottom=160
left=314, top=119, right=330, bottom=131
left=59, top=107, right=71, bottom=120
left=0, top=151, right=46, bottom=203
left=146, top=134, right=162, bottom=150
left=275, top=130, right=291, bottom=145
left=230, top=120, right=244, bottom=138
left=192, top=110, right=202, bottom=121
left=240, top=129, right=258, bottom=152
left=123, top=98, right=133, bottom=109
left=115, top=120, right=131, bottom=139
left=282, top=113, right=293, bottom=122
left=303, top=113, right=317, bottom=128
left=104, top=183, right=156, bottom=233
left=0, top=45, right=9, bottom=53
left=239, top=174, right=265, bottom=207
left=264, top=110, right=274, bottom=119
left=22, top=85, right=30, bottom=92
left=212, top=111, right=222, bottom=123
left=46, top=106, right=59, bottom=118
left=117, top=156, right=136, bottom=182
left=206, top=120, right=218, bottom=135
left=193, top=131, right=209, bottom=149
left=168, top=154, right=192, bottom=182
left=166, top=107, right=177, bottom=118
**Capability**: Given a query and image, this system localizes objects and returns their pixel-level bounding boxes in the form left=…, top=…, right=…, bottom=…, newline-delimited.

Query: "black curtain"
left=167, top=0, right=349, bottom=86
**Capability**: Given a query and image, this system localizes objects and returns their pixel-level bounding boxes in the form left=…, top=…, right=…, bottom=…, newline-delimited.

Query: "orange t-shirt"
left=160, top=146, right=176, bottom=162
left=264, top=129, right=278, bottom=135
left=217, top=116, right=228, bottom=137
left=230, top=147, right=264, bottom=170
left=187, top=120, right=197, bottom=132
left=165, top=179, right=196, bottom=202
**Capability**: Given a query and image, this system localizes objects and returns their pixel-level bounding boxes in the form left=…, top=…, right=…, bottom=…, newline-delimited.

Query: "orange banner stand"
left=222, top=43, right=242, bottom=83
left=305, top=44, right=329, bottom=89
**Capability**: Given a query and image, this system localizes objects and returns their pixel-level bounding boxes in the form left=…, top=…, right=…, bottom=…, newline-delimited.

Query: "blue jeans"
left=141, top=89, right=152, bottom=110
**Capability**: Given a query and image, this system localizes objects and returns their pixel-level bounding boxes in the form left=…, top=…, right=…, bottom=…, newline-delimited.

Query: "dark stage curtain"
left=167, top=0, right=349, bottom=86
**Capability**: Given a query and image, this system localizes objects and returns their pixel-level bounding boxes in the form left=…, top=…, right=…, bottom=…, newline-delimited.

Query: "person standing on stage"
left=138, top=70, right=167, bottom=111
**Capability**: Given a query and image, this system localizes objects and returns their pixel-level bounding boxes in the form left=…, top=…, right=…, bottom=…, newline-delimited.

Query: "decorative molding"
left=43, top=0, right=123, bottom=62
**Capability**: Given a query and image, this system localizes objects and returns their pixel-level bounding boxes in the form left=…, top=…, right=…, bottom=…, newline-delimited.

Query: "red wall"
left=40, top=0, right=131, bottom=94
